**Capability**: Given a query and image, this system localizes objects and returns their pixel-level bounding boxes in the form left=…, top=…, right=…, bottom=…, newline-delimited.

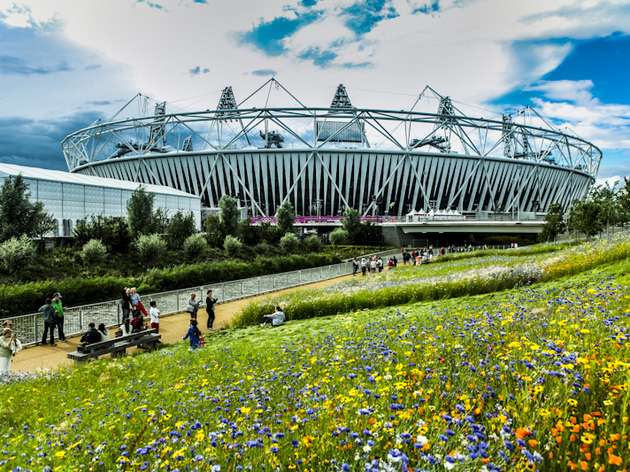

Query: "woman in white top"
left=97, top=323, right=109, bottom=342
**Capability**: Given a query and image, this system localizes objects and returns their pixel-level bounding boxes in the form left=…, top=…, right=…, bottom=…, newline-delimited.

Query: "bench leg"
left=111, top=350, right=126, bottom=358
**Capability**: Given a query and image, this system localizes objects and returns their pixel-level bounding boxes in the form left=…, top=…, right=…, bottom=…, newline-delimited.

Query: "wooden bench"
left=67, top=329, right=161, bottom=365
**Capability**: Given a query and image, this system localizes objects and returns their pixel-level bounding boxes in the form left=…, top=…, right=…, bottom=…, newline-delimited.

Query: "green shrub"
left=329, top=228, right=349, bottom=246
left=183, top=233, right=207, bottom=260
left=254, top=241, right=271, bottom=256
left=80, top=239, right=107, bottom=266
left=303, top=234, right=322, bottom=252
left=0, top=234, right=36, bottom=275
left=224, top=235, right=243, bottom=256
left=279, top=232, right=300, bottom=253
left=135, top=233, right=167, bottom=265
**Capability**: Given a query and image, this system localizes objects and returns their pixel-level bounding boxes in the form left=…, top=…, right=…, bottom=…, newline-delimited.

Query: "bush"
left=166, top=211, right=196, bottom=249
left=134, top=233, right=167, bottom=265
left=80, top=239, right=107, bottom=266
left=254, top=241, right=271, bottom=256
left=329, top=228, right=349, bottom=246
left=0, top=234, right=36, bottom=275
left=224, top=235, right=243, bottom=256
left=303, top=234, right=322, bottom=252
left=183, top=233, right=207, bottom=260
left=279, top=232, right=300, bottom=253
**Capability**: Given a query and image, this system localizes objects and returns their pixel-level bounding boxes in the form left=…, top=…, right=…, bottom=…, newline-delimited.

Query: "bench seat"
left=67, top=329, right=161, bottom=365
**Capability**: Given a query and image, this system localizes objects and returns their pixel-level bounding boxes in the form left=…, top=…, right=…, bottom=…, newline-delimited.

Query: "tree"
left=592, top=182, right=618, bottom=234
left=73, top=215, right=131, bottom=253
left=0, top=174, right=55, bottom=242
left=237, top=217, right=260, bottom=246
left=341, top=207, right=362, bottom=243
left=166, top=211, right=196, bottom=249
left=134, top=233, right=167, bottom=266
left=126, top=186, right=166, bottom=237
left=303, top=234, right=322, bottom=252
left=80, top=239, right=107, bottom=267
left=223, top=234, right=243, bottom=256
left=329, top=228, right=349, bottom=246
left=617, top=177, right=630, bottom=229
left=0, top=234, right=36, bottom=276
left=219, top=195, right=239, bottom=237
left=204, top=215, right=223, bottom=247
left=276, top=200, right=295, bottom=234
left=279, top=232, right=300, bottom=253
left=566, top=200, right=603, bottom=239
left=539, top=203, right=565, bottom=242
left=183, top=233, right=207, bottom=261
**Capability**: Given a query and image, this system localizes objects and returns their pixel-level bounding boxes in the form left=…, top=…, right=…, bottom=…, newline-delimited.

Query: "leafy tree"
left=223, top=234, right=243, bottom=256
left=356, top=220, right=382, bottom=245
left=80, top=239, right=107, bottom=267
left=204, top=215, right=223, bottom=247
left=73, top=215, right=131, bottom=253
left=539, top=203, right=565, bottom=242
left=0, top=174, right=55, bottom=242
left=219, top=195, right=239, bottom=237
left=279, top=232, right=300, bottom=253
left=592, top=182, right=618, bottom=234
left=166, top=211, right=196, bottom=249
left=566, top=200, right=603, bottom=239
left=329, top=228, right=349, bottom=246
left=259, top=221, right=283, bottom=244
left=342, top=207, right=362, bottom=243
left=0, top=234, right=36, bottom=276
left=303, top=234, right=322, bottom=252
left=237, top=217, right=260, bottom=246
left=183, top=233, right=207, bottom=261
left=134, top=233, right=167, bottom=266
left=276, top=200, right=295, bottom=234
left=617, top=177, right=630, bottom=229
left=127, top=186, right=164, bottom=237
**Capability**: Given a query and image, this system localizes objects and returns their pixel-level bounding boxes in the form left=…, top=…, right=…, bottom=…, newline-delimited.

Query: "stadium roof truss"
left=63, top=79, right=602, bottom=218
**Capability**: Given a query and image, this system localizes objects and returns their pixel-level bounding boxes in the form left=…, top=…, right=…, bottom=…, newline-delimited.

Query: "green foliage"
left=276, top=200, right=295, bottom=234
left=223, top=234, right=243, bottom=256
left=303, top=234, right=322, bottom=252
left=592, top=182, right=618, bottom=232
left=617, top=177, right=630, bottom=229
left=259, top=222, right=282, bottom=244
left=203, top=215, right=223, bottom=247
left=126, top=186, right=158, bottom=237
left=356, top=220, right=382, bottom=245
left=166, top=211, right=196, bottom=249
left=73, top=215, right=131, bottom=253
left=80, top=239, right=107, bottom=267
left=253, top=241, right=271, bottom=256
left=0, top=174, right=55, bottom=242
left=341, top=207, right=361, bottom=243
left=218, top=195, right=239, bottom=237
left=134, top=233, right=167, bottom=265
left=0, top=234, right=36, bottom=276
left=183, top=233, right=207, bottom=261
left=279, top=232, right=300, bottom=253
left=237, top=217, right=259, bottom=246
left=0, top=252, right=342, bottom=316
left=539, top=202, right=565, bottom=242
left=329, top=228, right=349, bottom=246
left=566, top=199, right=603, bottom=238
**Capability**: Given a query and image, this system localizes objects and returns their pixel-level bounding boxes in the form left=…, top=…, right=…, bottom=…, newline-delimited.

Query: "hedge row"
left=0, top=253, right=341, bottom=317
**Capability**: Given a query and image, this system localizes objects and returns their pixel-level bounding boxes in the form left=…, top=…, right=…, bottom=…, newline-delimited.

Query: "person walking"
left=149, top=300, right=160, bottom=333
left=51, top=292, right=67, bottom=342
left=205, top=290, right=218, bottom=330
left=38, top=298, right=57, bottom=346
left=183, top=319, right=202, bottom=349
left=360, top=258, right=367, bottom=276
left=0, top=328, right=22, bottom=373
left=187, top=293, right=200, bottom=319
left=352, top=258, right=359, bottom=276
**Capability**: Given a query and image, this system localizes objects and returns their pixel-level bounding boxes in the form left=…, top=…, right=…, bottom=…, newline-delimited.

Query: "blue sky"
left=1, top=0, right=629, bottom=185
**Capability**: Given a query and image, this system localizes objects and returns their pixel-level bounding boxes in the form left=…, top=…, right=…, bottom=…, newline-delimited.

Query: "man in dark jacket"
left=38, top=298, right=57, bottom=346
left=80, top=323, right=102, bottom=344
left=121, top=288, right=132, bottom=322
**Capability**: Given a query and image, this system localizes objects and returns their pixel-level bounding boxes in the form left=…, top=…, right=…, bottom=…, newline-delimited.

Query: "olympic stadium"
left=63, top=79, right=602, bottom=237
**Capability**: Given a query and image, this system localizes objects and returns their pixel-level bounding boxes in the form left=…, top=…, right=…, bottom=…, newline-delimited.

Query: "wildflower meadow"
left=0, top=236, right=629, bottom=471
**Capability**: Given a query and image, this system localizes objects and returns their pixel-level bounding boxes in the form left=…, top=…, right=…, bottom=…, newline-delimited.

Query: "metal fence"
left=5, top=249, right=403, bottom=347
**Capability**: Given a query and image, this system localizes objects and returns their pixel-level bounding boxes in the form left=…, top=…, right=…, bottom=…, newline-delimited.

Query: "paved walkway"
left=10, top=273, right=356, bottom=373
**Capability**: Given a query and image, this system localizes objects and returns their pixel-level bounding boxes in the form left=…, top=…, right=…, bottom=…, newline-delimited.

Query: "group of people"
left=353, top=256, right=386, bottom=276
left=38, top=292, right=66, bottom=346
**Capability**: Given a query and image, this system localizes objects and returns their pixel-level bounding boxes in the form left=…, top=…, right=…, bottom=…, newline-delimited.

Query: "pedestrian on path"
left=187, top=293, right=200, bottom=319
left=38, top=298, right=57, bottom=346
left=150, top=300, right=160, bottom=333
left=51, top=292, right=67, bottom=342
left=0, top=328, right=22, bottom=373
left=205, top=289, right=218, bottom=330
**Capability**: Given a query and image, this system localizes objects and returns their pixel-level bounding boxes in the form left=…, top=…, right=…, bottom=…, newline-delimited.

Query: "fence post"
left=241, top=280, right=244, bottom=296
left=117, top=303, right=121, bottom=325
left=258, top=277, right=261, bottom=294
left=299, top=270, right=302, bottom=284
left=273, top=275, right=276, bottom=289
left=79, top=307, right=83, bottom=330
left=34, top=314, right=38, bottom=344
left=320, top=267, right=323, bottom=280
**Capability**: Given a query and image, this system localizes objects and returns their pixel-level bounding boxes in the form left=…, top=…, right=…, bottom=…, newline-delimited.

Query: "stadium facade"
left=63, top=80, right=602, bottom=221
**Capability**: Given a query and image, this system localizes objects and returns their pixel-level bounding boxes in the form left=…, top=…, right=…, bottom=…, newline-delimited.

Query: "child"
left=183, top=319, right=201, bottom=349
left=149, top=300, right=160, bottom=333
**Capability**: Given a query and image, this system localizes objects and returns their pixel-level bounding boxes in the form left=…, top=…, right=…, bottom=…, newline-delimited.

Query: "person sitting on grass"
left=183, top=319, right=201, bottom=349
left=261, top=306, right=286, bottom=327
left=80, top=322, right=102, bottom=344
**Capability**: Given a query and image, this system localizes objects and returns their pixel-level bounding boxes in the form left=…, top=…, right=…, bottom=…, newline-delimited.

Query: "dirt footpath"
left=10, top=273, right=356, bottom=373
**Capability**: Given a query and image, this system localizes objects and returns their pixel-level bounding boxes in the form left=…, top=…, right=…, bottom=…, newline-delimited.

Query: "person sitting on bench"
left=80, top=322, right=102, bottom=344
